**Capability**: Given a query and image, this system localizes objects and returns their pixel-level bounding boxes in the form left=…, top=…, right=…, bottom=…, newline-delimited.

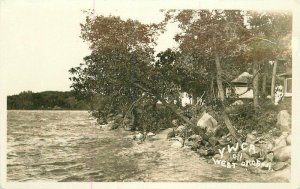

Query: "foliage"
left=69, top=10, right=292, bottom=135
left=7, top=91, right=90, bottom=110
left=228, top=101, right=287, bottom=137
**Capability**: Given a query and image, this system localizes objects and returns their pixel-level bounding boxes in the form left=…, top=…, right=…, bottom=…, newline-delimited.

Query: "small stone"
left=172, top=140, right=182, bottom=148
left=246, top=133, right=257, bottom=144
left=147, top=132, right=155, bottom=137
left=265, top=152, right=274, bottom=162
left=197, top=149, right=208, bottom=156
left=135, top=133, right=144, bottom=140
left=167, top=130, right=175, bottom=139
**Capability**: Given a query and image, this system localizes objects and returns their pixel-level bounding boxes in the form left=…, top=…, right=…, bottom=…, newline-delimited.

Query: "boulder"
left=272, top=132, right=288, bottom=151
left=286, top=134, right=291, bottom=145
left=272, top=162, right=288, bottom=171
left=273, top=146, right=291, bottom=162
left=197, top=113, right=218, bottom=134
left=276, top=110, right=291, bottom=132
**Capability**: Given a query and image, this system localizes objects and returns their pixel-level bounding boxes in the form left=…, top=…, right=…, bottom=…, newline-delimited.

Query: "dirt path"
left=121, top=128, right=290, bottom=182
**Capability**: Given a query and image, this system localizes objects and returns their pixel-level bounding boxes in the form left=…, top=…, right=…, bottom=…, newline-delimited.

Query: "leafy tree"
left=245, top=11, right=292, bottom=105
left=163, top=10, right=251, bottom=140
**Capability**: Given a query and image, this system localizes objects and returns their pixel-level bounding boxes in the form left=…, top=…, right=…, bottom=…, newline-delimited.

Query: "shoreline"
left=117, top=128, right=290, bottom=182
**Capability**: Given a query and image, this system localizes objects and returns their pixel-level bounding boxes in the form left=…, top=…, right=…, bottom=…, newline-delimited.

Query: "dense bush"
left=228, top=100, right=283, bottom=137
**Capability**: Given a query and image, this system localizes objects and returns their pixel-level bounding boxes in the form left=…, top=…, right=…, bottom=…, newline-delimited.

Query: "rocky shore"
left=107, top=109, right=291, bottom=182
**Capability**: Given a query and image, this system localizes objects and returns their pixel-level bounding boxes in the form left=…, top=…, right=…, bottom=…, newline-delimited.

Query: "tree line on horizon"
left=7, top=91, right=90, bottom=110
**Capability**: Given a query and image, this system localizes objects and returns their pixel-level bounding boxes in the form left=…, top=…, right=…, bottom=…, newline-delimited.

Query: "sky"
left=0, top=0, right=180, bottom=95
left=1, top=0, right=299, bottom=96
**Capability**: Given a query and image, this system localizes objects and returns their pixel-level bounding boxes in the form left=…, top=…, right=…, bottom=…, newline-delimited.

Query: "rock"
left=172, top=140, right=183, bottom=148
left=273, top=146, right=291, bottom=162
left=197, top=149, right=208, bottom=156
left=248, top=167, right=269, bottom=174
left=276, top=110, right=291, bottom=132
left=167, top=129, right=175, bottom=139
left=232, top=100, right=244, bottom=106
left=197, top=113, right=218, bottom=134
left=246, top=133, right=257, bottom=144
left=171, top=119, right=179, bottom=127
left=185, top=140, right=194, bottom=147
left=248, top=146, right=262, bottom=159
left=213, top=154, right=221, bottom=159
left=197, top=148, right=215, bottom=156
left=272, top=162, right=288, bottom=171
left=107, top=120, right=117, bottom=130
left=187, top=134, right=202, bottom=141
left=186, top=135, right=202, bottom=148
left=146, top=132, right=157, bottom=141
left=260, top=161, right=272, bottom=171
left=256, top=140, right=274, bottom=154
left=175, top=125, right=186, bottom=135
left=170, top=135, right=185, bottom=145
left=218, top=136, right=231, bottom=146
left=147, top=132, right=155, bottom=137
left=208, top=136, right=218, bottom=147
left=286, top=134, right=291, bottom=145
left=272, top=132, right=288, bottom=151
left=134, top=133, right=144, bottom=141
left=124, top=126, right=132, bottom=131
left=265, top=152, right=274, bottom=162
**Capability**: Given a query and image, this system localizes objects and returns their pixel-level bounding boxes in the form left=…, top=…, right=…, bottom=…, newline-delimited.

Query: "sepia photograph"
left=0, top=0, right=299, bottom=188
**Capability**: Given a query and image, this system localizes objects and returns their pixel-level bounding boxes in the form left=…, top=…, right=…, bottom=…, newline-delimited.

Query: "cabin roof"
left=231, top=72, right=252, bottom=84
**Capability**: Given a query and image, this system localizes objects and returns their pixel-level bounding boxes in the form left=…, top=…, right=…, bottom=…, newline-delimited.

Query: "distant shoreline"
left=7, top=91, right=91, bottom=111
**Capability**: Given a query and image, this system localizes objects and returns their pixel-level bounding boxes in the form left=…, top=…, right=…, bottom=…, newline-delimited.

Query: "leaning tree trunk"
left=214, top=50, right=239, bottom=142
left=158, top=98, right=209, bottom=140
left=271, top=60, right=278, bottom=104
left=252, top=59, right=260, bottom=108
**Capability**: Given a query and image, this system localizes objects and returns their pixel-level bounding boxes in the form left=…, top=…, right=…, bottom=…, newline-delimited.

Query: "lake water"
left=7, top=110, right=289, bottom=182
